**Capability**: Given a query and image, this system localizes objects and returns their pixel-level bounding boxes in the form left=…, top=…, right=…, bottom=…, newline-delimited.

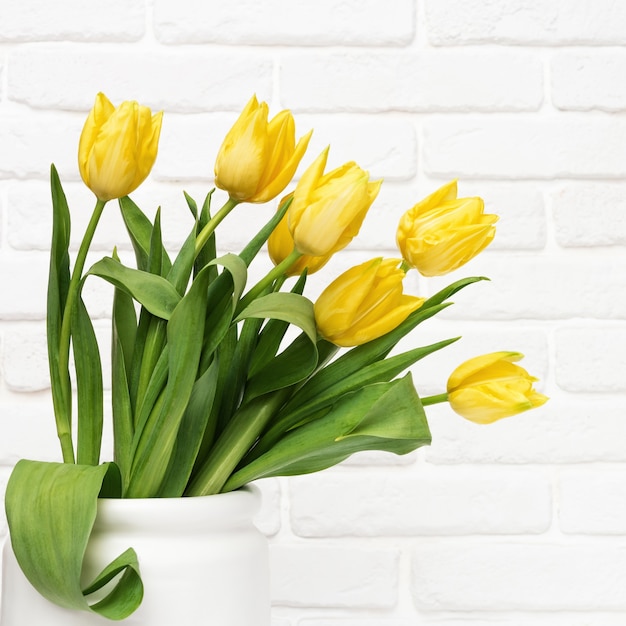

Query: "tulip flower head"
left=214, top=95, right=312, bottom=203
left=447, top=351, right=548, bottom=424
left=314, top=258, right=424, bottom=347
left=268, top=197, right=333, bottom=276
left=397, top=180, right=497, bottom=277
left=78, top=92, right=163, bottom=202
left=288, top=148, right=382, bottom=257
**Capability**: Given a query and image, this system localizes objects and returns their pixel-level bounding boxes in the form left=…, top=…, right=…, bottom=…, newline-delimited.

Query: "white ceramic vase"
left=0, top=486, right=269, bottom=626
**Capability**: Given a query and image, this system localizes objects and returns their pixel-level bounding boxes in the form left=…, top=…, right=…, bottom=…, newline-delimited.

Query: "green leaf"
left=422, top=276, right=489, bottom=309
left=157, top=358, right=220, bottom=497
left=47, top=165, right=72, bottom=455
left=119, top=196, right=171, bottom=274
left=250, top=337, right=458, bottom=462
left=235, top=292, right=317, bottom=343
left=73, top=291, right=103, bottom=466
left=5, top=460, right=143, bottom=619
left=126, top=265, right=214, bottom=497
left=224, top=375, right=431, bottom=491
left=193, top=191, right=218, bottom=281
left=88, top=257, right=181, bottom=320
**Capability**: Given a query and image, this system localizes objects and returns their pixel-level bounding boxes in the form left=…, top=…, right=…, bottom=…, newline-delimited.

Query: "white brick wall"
left=0, top=1, right=624, bottom=624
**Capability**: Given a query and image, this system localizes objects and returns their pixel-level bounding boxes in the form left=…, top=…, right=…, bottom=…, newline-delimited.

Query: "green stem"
left=400, top=260, right=412, bottom=273
left=194, top=197, right=240, bottom=256
left=236, top=248, right=302, bottom=316
left=421, top=392, right=449, bottom=406
left=56, top=198, right=107, bottom=463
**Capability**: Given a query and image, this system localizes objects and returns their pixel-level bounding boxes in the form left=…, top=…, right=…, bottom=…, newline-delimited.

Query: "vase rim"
left=93, top=485, right=261, bottom=532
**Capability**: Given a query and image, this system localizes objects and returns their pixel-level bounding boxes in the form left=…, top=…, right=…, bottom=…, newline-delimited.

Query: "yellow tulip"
left=314, top=258, right=424, bottom=347
left=78, top=92, right=163, bottom=202
left=288, top=148, right=382, bottom=257
left=267, top=196, right=332, bottom=276
left=397, top=180, right=497, bottom=277
left=447, top=351, right=548, bottom=424
left=214, top=95, right=312, bottom=203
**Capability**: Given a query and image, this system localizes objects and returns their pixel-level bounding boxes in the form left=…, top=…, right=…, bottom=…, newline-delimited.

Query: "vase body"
left=1, top=486, right=269, bottom=626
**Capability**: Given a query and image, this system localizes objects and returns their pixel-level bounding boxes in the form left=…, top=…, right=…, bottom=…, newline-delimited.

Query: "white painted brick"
left=0, top=252, right=47, bottom=320
left=400, top=616, right=626, bottom=626
left=551, top=182, right=626, bottom=247
left=300, top=622, right=414, bottom=626
left=0, top=403, right=61, bottom=464
left=154, top=0, right=414, bottom=45
left=0, top=0, right=144, bottom=42
left=2, top=323, right=49, bottom=392
left=298, top=115, right=417, bottom=181
left=425, top=0, right=626, bottom=45
left=427, top=397, right=626, bottom=465
left=280, top=51, right=542, bottom=112
left=8, top=47, right=273, bottom=112
left=289, top=467, right=551, bottom=536
left=270, top=544, right=398, bottom=608
left=412, top=543, right=626, bottom=610
left=428, top=252, right=626, bottom=320
left=560, top=469, right=626, bottom=535
left=552, top=52, right=626, bottom=112
left=424, top=115, right=626, bottom=179
left=0, top=112, right=83, bottom=180
left=253, top=478, right=282, bottom=537
left=555, top=327, right=626, bottom=392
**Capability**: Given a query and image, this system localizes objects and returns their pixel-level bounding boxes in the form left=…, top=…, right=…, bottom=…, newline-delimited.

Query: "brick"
left=0, top=112, right=83, bottom=180
left=298, top=114, right=417, bottom=180
left=423, top=116, right=626, bottom=179
left=560, top=469, right=626, bottom=534
left=555, top=327, right=626, bottom=392
left=428, top=252, right=626, bottom=320
left=289, top=467, right=551, bottom=536
left=8, top=47, right=273, bottom=112
left=552, top=182, right=626, bottom=247
left=253, top=478, right=282, bottom=537
left=0, top=0, right=144, bottom=42
left=412, top=543, right=626, bottom=610
left=281, top=50, right=542, bottom=113
left=552, top=52, right=626, bottom=112
left=427, top=397, right=626, bottom=464
left=270, top=544, right=398, bottom=608
left=154, top=0, right=415, bottom=45
left=301, top=622, right=414, bottom=626
left=402, top=616, right=626, bottom=626
left=2, top=323, right=49, bottom=391
left=425, top=0, right=626, bottom=45
left=0, top=252, right=47, bottom=320
left=0, top=403, right=62, bottom=464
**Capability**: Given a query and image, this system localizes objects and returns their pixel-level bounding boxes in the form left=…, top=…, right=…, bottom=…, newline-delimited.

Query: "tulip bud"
left=314, top=258, right=424, bottom=347
left=397, top=180, right=497, bottom=277
left=214, top=95, right=312, bottom=203
left=447, top=351, right=548, bottom=424
left=78, top=92, right=162, bottom=202
left=288, top=148, right=382, bottom=257
left=267, top=196, right=332, bottom=276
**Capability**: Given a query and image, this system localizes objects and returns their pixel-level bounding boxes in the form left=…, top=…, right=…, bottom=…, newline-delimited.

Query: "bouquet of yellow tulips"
left=4, top=93, right=547, bottom=620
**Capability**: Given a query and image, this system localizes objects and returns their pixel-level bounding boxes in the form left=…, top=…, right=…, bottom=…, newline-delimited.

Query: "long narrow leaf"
left=73, top=291, right=103, bottom=466
left=47, top=165, right=73, bottom=459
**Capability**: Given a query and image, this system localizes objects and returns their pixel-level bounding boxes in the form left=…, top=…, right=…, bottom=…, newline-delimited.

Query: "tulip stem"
left=400, top=260, right=412, bottom=273
left=421, top=392, right=449, bottom=406
left=56, top=198, right=107, bottom=463
left=236, top=248, right=302, bottom=315
left=194, top=196, right=240, bottom=256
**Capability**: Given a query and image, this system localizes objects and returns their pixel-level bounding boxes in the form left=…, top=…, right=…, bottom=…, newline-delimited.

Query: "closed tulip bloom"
left=268, top=199, right=332, bottom=276
left=397, top=180, right=497, bottom=277
left=447, top=351, right=548, bottom=424
left=214, top=95, right=312, bottom=203
left=78, top=92, right=162, bottom=202
left=314, top=258, right=424, bottom=348
left=288, top=148, right=382, bottom=257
